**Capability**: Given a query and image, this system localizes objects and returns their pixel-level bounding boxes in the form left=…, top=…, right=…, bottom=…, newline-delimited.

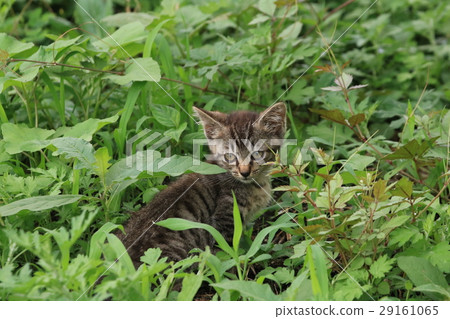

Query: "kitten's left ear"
left=193, top=106, right=227, bottom=139
left=255, top=102, right=286, bottom=137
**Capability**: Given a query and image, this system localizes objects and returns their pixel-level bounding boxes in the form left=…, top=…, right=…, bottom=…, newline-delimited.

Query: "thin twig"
left=7, top=59, right=124, bottom=75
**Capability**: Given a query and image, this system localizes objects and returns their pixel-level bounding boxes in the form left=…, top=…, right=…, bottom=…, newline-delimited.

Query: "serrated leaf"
left=348, top=84, right=368, bottom=90
left=321, top=86, right=342, bottom=92
left=380, top=215, right=410, bottom=232
left=334, top=73, right=353, bottom=88
left=93, top=147, right=111, bottom=179
left=51, top=137, right=96, bottom=170
left=0, top=195, right=82, bottom=217
left=1, top=123, right=54, bottom=154
left=369, top=255, right=395, bottom=279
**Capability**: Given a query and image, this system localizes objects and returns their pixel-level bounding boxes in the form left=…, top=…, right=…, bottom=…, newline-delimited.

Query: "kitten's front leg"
left=208, top=196, right=235, bottom=247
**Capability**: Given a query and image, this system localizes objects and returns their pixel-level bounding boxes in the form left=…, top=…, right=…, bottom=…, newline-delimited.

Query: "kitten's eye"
left=223, top=153, right=237, bottom=163
left=251, top=151, right=265, bottom=161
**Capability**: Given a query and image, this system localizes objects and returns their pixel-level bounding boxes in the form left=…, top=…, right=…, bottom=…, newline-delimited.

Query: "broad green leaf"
left=163, top=122, right=187, bottom=142
left=426, top=242, right=450, bottom=273
left=105, top=57, right=161, bottom=85
left=0, top=140, right=11, bottom=162
left=93, top=147, right=111, bottom=180
left=156, top=218, right=235, bottom=258
left=380, top=215, right=410, bottom=232
left=309, top=108, right=347, bottom=126
left=151, top=104, right=180, bottom=128
left=369, top=255, right=395, bottom=279
left=397, top=256, right=448, bottom=292
left=45, top=35, right=83, bottom=52
left=212, top=280, right=281, bottom=301
left=258, top=0, right=276, bottom=16
left=414, top=284, right=450, bottom=299
left=0, top=33, right=34, bottom=56
left=345, top=154, right=376, bottom=171
left=391, top=177, right=413, bottom=198
left=1, top=123, right=54, bottom=154
left=51, top=137, right=96, bottom=170
left=0, top=195, right=82, bottom=217
left=59, top=114, right=119, bottom=141
left=279, top=21, right=302, bottom=40
left=105, top=150, right=225, bottom=185
left=74, top=0, right=113, bottom=37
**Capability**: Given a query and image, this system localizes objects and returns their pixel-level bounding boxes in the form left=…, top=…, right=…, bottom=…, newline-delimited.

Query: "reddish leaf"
left=309, top=108, right=347, bottom=126
left=348, top=113, right=365, bottom=127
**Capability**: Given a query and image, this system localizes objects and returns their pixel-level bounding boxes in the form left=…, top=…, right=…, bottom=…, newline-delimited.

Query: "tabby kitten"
left=118, top=102, right=286, bottom=266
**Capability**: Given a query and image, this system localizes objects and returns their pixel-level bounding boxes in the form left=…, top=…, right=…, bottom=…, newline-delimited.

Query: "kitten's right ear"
left=193, top=107, right=227, bottom=139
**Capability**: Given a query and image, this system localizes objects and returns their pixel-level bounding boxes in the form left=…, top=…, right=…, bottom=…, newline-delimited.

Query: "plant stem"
left=7, top=58, right=268, bottom=108
left=7, top=58, right=124, bottom=75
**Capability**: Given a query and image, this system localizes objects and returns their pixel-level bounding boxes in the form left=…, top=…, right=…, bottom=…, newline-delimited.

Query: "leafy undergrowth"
left=0, top=0, right=449, bottom=301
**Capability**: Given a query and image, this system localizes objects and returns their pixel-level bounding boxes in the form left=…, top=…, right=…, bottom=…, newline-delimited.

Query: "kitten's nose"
left=240, top=166, right=251, bottom=178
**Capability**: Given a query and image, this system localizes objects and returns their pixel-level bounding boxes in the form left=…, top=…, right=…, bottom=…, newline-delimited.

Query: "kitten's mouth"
left=234, top=174, right=256, bottom=183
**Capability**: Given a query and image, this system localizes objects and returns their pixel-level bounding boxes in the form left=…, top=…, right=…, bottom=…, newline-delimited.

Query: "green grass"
left=0, top=0, right=448, bottom=301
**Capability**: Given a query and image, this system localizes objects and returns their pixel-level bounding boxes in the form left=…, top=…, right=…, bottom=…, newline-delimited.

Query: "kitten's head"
left=194, top=103, right=286, bottom=183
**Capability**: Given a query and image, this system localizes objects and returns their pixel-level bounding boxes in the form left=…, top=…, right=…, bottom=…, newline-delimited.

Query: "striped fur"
left=118, top=103, right=286, bottom=266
